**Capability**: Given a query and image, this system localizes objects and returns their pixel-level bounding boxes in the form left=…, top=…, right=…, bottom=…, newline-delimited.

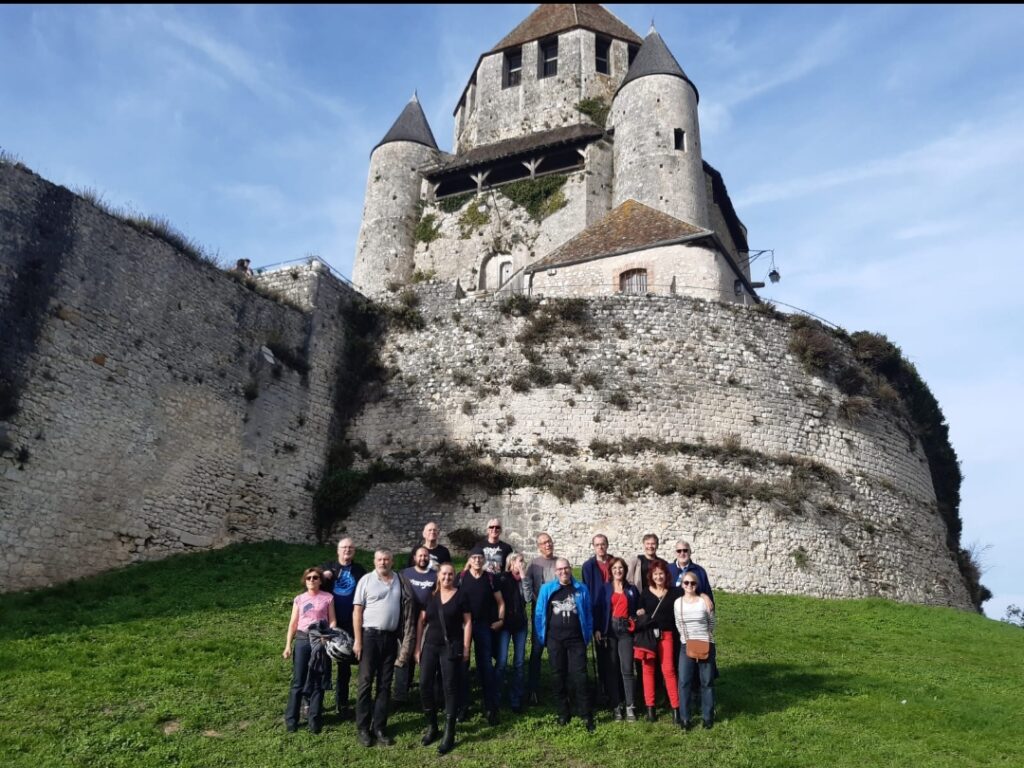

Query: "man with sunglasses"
left=477, top=519, right=513, bottom=575
left=668, top=540, right=713, bottom=600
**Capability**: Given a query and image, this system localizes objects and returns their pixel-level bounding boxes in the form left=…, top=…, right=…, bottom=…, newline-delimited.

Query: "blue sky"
left=2, top=4, right=1021, bottom=619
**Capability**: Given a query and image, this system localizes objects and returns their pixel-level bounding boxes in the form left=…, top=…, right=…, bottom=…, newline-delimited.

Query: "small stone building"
left=351, top=4, right=755, bottom=303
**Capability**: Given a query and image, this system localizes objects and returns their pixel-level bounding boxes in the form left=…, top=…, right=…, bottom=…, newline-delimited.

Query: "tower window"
left=539, top=37, right=558, bottom=78
left=620, top=269, right=648, bottom=295
left=627, top=44, right=640, bottom=67
left=674, top=128, right=686, bottom=151
left=595, top=36, right=611, bottom=75
left=504, top=48, right=522, bottom=88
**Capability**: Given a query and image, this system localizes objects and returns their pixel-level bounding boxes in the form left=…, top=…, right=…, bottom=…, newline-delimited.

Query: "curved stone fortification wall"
left=0, top=164, right=353, bottom=593
left=340, top=283, right=971, bottom=609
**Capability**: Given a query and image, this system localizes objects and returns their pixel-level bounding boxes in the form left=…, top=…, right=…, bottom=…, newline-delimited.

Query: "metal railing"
left=252, top=255, right=360, bottom=292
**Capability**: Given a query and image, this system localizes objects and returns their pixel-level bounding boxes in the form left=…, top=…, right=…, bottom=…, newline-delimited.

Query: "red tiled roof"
left=491, top=4, right=642, bottom=52
left=525, top=200, right=709, bottom=272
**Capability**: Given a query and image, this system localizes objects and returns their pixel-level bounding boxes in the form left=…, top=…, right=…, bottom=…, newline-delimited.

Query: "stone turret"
left=609, top=27, right=710, bottom=229
left=352, top=94, right=439, bottom=295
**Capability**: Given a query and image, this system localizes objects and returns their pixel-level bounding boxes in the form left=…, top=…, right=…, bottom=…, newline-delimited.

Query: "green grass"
left=1, top=542, right=1021, bottom=767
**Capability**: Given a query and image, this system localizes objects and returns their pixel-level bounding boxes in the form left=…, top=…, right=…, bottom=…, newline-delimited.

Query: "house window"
left=620, top=269, right=648, bottom=295
left=595, top=36, right=611, bottom=74
left=504, top=48, right=522, bottom=88
left=674, top=128, right=686, bottom=151
left=539, top=37, right=558, bottom=78
left=627, top=44, right=640, bottom=67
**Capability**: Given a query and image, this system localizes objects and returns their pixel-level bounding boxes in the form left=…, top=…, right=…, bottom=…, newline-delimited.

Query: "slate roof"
left=491, top=4, right=642, bottom=52
left=525, top=200, right=709, bottom=273
left=617, top=27, right=698, bottom=101
left=373, top=94, right=439, bottom=153
left=422, top=123, right=604, bottom=178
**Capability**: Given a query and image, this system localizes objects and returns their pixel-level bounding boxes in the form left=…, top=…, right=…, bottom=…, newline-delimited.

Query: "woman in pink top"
left=284, top=567, right=336, bottom=733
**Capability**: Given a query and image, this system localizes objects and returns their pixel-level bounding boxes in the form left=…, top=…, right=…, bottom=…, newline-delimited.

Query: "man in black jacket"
left=321, top=537, right=366, bottom=719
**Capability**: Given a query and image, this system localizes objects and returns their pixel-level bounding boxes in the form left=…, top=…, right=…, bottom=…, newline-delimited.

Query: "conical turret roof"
left=617, top=27, right=698, bottom=101
left=491, top=4, right=641, bottom=52
left=373, top=94, right=439, bottom=153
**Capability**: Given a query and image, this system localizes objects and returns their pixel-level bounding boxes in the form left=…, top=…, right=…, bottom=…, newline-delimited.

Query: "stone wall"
left=456, top=31, right=631, bottom=154
left=0, top=163, right=355, bottom=593
left=336, top=283, right=971, bottom=609
left=611, top=74, right=709, bottom=230
left=352, top=140, right=439, bottom=296
left=413, top=140, right=615, bottom=293
left=528, top=242, right=737, bottom=301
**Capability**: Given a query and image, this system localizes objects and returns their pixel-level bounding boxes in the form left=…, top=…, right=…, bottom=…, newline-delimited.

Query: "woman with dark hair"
left=415, top=562, right=472, bottom=755
left=634, top=559, right=681, bottom=723
left=593, top=556, right=640, bottom=721
left=674, top=573, right=716, bottom=729
left=284, top=566, right=337, bottom=733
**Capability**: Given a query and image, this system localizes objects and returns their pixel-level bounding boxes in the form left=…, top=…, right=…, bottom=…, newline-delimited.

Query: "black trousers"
left=419, top=643, right=461, bottom=718
left=356, top=628, right=398, bottom=733
left=601, top=625, right=636, bottom=709
left=547, top=633, right=591, bottom=719
left=285, top=635, right=323, bottom=730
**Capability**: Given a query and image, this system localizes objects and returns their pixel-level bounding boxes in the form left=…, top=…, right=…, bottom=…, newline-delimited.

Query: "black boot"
left=437, top=715, right=456, bottom=755
left=672, top=707, right=682, bottom=725
left=421, top=709, right=439, bottom=746
left=646, top=706, right=657, bottom=722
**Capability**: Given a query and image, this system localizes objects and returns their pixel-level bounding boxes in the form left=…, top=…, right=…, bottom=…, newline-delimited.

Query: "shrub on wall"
left=574, top=97, right=610, bottom=128
left=414, top=213, right=441, bottom=244
left=437, top=193, right=474, bottom=214
left=499, top=175, right=568, bottom=221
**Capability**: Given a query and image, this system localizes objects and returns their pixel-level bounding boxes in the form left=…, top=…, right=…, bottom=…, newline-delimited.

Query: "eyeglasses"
left=676, top=549, right=690, bottom=553
left=306, top=575, right=321, bottom=582
left=682, top=580, right=697, bottom=586
left=488, top=525, right=502, bottom=530
left=555, top=567, right=571, bottom=573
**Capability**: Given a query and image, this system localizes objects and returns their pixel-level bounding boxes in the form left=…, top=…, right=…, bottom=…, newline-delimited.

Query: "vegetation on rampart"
left=498, top=174, right=568, bottom=221
left=575, top=96, right=610, bottom=128
left=786, top=313, right=985, bottom=608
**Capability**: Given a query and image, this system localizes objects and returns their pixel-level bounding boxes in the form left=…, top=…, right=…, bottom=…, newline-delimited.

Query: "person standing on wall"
left=393, top=547, right=438, bottom=706
left=352, top=549, right=413, bottom=747
left=535, top=557, right=596, bottom=732
left=525, top=532, right=558, bottom=705
left=582, top=533, right=614, bottom=705
left=415, top=562, right=471, bottom=755
left=320, top=537, right=366, bottom=719
left=408, top=521, right=452, bottom=571
left=457, top=546, right=506, bottom=725
left=283, top=567, right=336, bottom=734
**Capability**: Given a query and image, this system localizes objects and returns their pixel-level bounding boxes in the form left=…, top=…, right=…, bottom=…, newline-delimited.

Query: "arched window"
left=619, top=269, right=648, bottom=295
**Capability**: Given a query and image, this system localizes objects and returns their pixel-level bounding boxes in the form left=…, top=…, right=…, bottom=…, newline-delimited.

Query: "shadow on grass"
left=0, top=541, right=349, bottom=640
left=716, top=661, right=852, bottom=718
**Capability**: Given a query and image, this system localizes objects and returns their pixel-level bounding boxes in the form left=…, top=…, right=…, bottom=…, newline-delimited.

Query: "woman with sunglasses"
left=284, top=567, right=337, bottom=733
left=674, top=574, right=716, bottom=729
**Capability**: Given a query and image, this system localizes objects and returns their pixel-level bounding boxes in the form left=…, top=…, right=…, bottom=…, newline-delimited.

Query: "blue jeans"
left=285, top=635, right=323, bottom=731
left=496, top=626, right=527, bottom=708
left=461, top=621, right=498, bottom=714
left=677, top=644, right=715, bottom=724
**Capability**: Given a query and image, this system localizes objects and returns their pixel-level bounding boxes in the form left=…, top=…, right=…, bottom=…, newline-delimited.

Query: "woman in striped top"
left=673, top=575, right=716, bottom=729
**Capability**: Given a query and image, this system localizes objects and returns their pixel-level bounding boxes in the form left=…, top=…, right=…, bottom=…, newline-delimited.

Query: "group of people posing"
left=283, top=519, right=717, bottom=752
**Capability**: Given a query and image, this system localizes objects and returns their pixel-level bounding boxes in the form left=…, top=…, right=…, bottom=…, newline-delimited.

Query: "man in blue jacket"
left=668, top=540, right=713, bottom=600
left=535, top=557, right=596, bottom=732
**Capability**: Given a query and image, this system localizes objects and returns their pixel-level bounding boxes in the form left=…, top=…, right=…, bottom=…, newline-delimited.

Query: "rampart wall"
left=0, top=164, right=353, bottom=592
left=340, top=283, right=972, bottom=609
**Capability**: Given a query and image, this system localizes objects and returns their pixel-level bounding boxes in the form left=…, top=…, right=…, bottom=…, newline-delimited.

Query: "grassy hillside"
left=1, top=542, right=1020, bottom=768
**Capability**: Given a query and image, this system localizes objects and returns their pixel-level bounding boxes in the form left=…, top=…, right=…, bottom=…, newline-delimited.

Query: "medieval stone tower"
left=351, top=4, right=751, bottom=303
